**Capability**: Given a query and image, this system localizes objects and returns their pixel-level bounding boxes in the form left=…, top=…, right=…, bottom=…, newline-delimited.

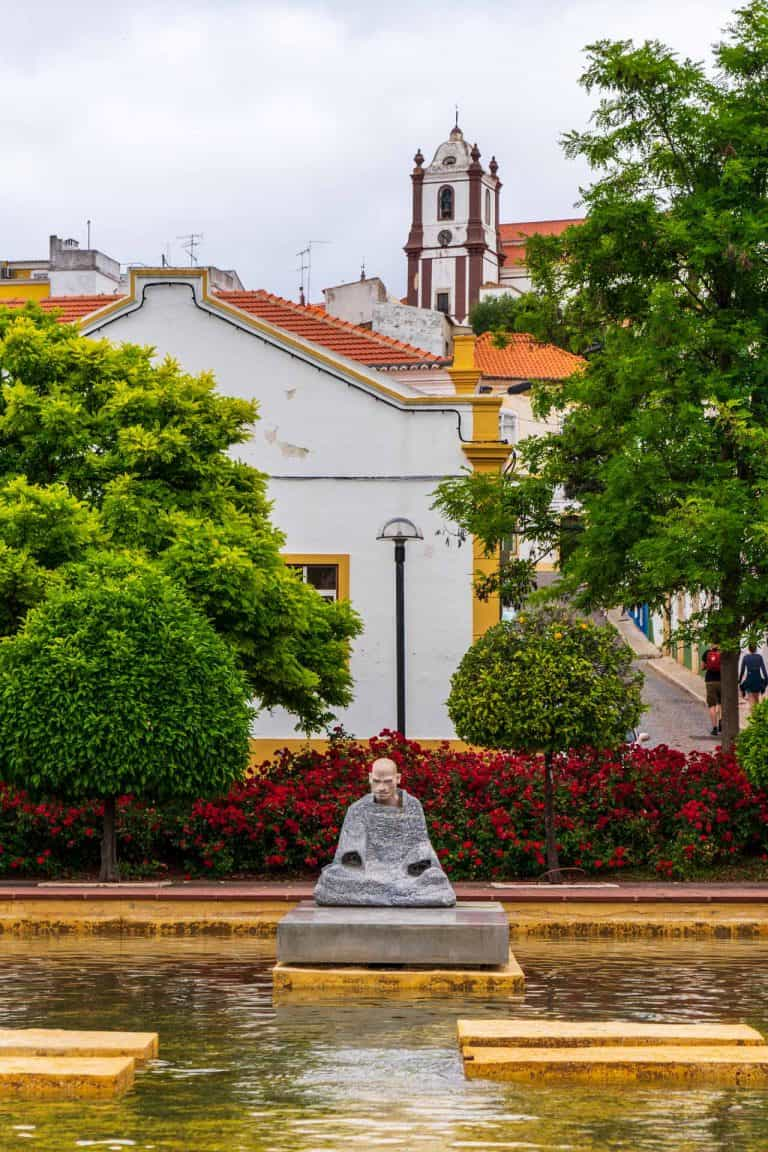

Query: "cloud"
left=0, top=0, right=737, bottom=301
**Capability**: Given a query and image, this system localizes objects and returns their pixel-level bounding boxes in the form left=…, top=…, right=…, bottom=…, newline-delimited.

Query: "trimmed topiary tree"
left=448, top=603, right=643, bottom=879
left=0, top=559, right=252, bottom=880
left=736, top=700, right=768, bottom=791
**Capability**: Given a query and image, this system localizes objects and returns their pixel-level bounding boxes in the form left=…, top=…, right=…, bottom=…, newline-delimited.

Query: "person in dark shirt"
left=701, top=644, right=721, bottom=736
left=739, top=644, right=768, bottom=715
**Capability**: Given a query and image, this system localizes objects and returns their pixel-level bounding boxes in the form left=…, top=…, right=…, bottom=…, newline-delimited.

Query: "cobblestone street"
left=637, top=661, right=747, bottom=754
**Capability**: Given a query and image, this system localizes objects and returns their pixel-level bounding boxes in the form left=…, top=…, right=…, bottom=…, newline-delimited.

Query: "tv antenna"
left=177, top=233, right=203, bottom=266
left=296, top=239, right=330, bottom=304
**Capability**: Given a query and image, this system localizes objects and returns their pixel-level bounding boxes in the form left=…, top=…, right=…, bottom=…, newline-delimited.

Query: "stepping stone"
left=0, top=1055, right=135, bottom=1099
left=0, top=1028, right=158, bottom=1062
left=462, top=1044, right=768, bottom=1085
left=458, top=1019, right=764, bottom=1049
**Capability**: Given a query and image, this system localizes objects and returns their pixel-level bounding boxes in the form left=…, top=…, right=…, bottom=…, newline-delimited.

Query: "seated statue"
left=314, top=756, right=456, bottom=907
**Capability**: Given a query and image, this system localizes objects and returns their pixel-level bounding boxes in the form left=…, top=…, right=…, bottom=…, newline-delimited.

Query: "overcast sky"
left=2, top=0, right=739, bottom=302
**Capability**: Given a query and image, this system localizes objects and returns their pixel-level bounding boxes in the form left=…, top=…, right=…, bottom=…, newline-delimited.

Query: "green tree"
left=0, top=562, right=252, bottom=879
left=439, top=2, right=768, bottom=751
left=448, top=604, right=643, bottom=878
left=0, top=306, right=361, bottom=731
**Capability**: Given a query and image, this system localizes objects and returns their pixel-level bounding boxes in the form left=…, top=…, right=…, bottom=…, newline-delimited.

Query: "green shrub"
left=736, top=699, right=768, bottom=790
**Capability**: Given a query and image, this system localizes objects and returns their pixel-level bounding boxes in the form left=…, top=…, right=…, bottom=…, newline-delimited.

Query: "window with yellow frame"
left=282, top=554, right=350, bottom=602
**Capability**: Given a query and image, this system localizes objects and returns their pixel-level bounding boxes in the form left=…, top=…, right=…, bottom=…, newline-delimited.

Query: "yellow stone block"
left=462, top=1044, right=768, bottom=1085
left=0, top=1028, right=158, bottom=1062
left=458, top=1019, right=764, bottom=1050
left=0, top=1055, right=135, bottom=1099
left=273, top=951, right=525, bottom=998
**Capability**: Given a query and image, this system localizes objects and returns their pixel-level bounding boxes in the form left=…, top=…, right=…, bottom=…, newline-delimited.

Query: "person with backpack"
left=701, top=644, right=721, bottom=736
left=739, top=643, right=768, bottom=715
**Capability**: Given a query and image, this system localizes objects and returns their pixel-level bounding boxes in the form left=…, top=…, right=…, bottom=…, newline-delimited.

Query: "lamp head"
left=377, top=517, right=423, bottom=544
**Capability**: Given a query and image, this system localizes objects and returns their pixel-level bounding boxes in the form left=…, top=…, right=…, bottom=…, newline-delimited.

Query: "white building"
left=55, top=269, right=507, bottom=755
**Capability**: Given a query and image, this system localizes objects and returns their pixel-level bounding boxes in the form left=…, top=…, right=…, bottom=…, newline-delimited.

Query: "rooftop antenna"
left=455, top=104, right=459, bottom=128
left=177, top=232, right=203, bottom=267
left=360, top=258, right=366, bottom=281
left=296, top=239, right=330, bottom=304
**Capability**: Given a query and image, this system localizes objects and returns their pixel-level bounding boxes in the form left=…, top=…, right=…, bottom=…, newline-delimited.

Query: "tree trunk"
left=99, top=795, right=120, bottom=882
left=543, top=750, right=561, bottom=882
left=720, top=649, right=740, bottom=754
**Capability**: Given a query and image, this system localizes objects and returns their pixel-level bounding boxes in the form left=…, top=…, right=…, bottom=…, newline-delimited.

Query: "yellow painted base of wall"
left=0, top=1055, right=135, bottom=1100
left=272, top=950, right=525, bottom=998
left=249, top=737, right=472, bottom=762
left=462, top=1044, right=768, bottom=1085
left=501, top=901, right=768, bottom=938
left=1, top=898, right=768, bottom=938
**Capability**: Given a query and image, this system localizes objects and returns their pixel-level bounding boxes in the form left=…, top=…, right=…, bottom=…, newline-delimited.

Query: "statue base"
left=276, top=901, right=509, bottom=967
left=272, top=950, right=525, bottom=999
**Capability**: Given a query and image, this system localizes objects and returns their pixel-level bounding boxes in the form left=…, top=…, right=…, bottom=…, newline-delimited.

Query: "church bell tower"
left=404, top=124, right=504, bottom=324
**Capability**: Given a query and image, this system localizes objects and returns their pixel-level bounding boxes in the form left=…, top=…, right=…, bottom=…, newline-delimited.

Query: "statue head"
left=369, top=757, right=401, bottom=807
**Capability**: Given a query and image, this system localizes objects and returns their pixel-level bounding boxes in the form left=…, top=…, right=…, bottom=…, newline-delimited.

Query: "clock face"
left=438, top=229, right=453, bottom=247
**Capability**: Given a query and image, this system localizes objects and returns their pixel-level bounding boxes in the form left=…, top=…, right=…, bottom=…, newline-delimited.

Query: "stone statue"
left=313, top=757, right=456, bottom=907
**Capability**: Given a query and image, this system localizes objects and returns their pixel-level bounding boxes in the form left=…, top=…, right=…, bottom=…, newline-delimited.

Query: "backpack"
left=704, top=649, right=721, bottom=673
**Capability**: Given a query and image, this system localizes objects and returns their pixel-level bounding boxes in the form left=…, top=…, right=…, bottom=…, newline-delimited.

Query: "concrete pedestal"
left=276, top=900, right=509, bottom=967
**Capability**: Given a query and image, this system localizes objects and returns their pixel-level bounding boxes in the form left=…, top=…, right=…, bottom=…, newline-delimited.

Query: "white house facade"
left=79, top=270, right=509, bottom=751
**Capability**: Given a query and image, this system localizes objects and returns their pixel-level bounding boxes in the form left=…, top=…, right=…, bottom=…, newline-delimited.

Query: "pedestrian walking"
left=701, top=643, right=722, bottom=736
left=739, top=643, right=768, bottom=715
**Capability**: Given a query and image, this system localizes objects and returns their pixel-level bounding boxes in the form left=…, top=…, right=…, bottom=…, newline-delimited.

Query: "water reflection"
left=0, top=938, right=765, bottom=1149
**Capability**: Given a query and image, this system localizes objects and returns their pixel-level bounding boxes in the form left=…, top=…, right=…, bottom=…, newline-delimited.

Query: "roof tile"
left=0, top=295, right=124, bottom=322
left=474, top=331, right=583, bottom=380
left=499, top=218, right=584, bottom=266
left=215, top=290, right=441, bottom=367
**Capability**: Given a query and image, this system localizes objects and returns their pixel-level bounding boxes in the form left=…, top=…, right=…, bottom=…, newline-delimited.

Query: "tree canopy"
left=448, top=604, right=643, bottom=874
left=0, top=561, right=253, bottom=878
left=436, top=2, right=768, bottom=750
left=0, top=305, right=361, bottom=732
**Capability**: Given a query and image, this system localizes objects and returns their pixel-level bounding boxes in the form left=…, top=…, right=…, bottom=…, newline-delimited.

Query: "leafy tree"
left=735, top=700, right=768, bottom=788
left=439, top=2, right=768, bottom=751
left=447, top=604, right=643, bottom=878
left=0, top=562, right=252, bottom=879
left=0, top=305, right=361, bottom=731
left=469, top=292, right=573, bottom=350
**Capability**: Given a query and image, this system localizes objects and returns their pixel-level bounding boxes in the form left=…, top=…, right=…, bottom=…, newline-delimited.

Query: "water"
left=0, top=936, right=767, bottom=1150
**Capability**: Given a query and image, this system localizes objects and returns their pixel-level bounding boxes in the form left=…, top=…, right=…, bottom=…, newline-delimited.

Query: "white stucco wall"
left=85, top=278, right=475, bottom=740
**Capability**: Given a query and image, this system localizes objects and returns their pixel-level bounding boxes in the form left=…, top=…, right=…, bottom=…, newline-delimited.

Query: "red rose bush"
left=0, top=732, right=764, bottom=880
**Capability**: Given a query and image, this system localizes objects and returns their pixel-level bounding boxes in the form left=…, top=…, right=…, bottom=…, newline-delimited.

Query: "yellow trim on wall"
left=282, top=553, right=350, bottom=602
left=0, top=282, right=50, bottom=302
left=249, top=736, right=472, bottom=764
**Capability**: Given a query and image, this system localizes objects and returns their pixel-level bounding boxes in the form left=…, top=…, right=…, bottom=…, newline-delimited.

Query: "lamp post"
left=377, top=517, right=423, bottom=736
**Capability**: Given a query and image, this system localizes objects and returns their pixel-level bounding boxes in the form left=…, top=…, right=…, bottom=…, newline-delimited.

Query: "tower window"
left=435, top=292, right=451, bottom=314
left=438, top=186, right=454, bottom=221
left=485, top=188, right=491, bottom=223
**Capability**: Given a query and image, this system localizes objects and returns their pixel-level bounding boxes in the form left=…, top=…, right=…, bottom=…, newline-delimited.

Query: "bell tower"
left=404, top=124, right=503, bottom=324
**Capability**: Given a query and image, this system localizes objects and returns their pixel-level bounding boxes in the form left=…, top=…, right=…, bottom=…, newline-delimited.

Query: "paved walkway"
left=639, top=661, right=719, bottom=754
left=0, top=880, right=764, bottom=902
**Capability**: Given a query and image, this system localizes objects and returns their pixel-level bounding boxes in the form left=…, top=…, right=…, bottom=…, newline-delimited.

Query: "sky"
left=1, top=0, right=740, bottom=303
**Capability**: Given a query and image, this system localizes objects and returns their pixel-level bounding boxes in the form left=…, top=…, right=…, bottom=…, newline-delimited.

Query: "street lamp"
left=377, top=516, right=423, bottom=736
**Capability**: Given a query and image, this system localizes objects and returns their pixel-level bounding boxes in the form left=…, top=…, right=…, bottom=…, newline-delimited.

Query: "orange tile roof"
left=0, top=295, right=124, bottom=323
left=499, top=218, right=584, bottom=266
left=215, top=290, right=442, bottom=368
left=474, top=331, right=584, bottom=380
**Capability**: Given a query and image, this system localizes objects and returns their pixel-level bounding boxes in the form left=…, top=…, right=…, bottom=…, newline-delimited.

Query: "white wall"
left=50, top=269, right=121, bottom=295
left=86, top=279, right=475, bottom=740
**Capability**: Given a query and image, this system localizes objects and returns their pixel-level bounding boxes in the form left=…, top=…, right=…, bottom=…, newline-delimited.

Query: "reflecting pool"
left=0, top=936, right=767, bottom=1150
